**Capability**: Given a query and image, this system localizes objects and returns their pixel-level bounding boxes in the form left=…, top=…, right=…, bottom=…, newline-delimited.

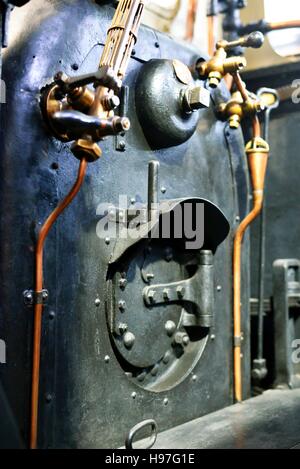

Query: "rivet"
left=146, top=273, right=155, bottom=281
left=236, top=216, right=240, bottom=222
left=118, top=300, right=126, bottom=311
left=211, top=334, right=216, bottom=341
left=161, top=186, right=167, bottom=194
left=192, top=374, right=197, bottom=382
left=177, top=286, right=185, bottom=299
left=165, top=320, right=176, bottom=337
left=163, top=351, right=171, bottom=364
left=163, top=398, right=168, bottom=405
left=163, top=289, right=170, bottom=301
left=95, top=298, right=101, bottom=307
left=119, top=140, right=126, bottom=150
left=130, top=198, right=136, bottom=205
left=131, top=392, right=137, bottom=399
left=49, top=311, right=56, bottom=320
left=217, top=285, right=222, bottom=292
left=151, top=364, right=160, bottom=376
left=155, top=42, right=160, bottom=48
left=124, top=332, right=135, bottom=349
left=119, top=278, right=127, bottom=289
left=45, top=393, right=53, bottom=403
left=137, top=372, right=147, bottom=382
left=105, top=237, right=111, bottom=245
left=104, top=355, right=110, bottom=363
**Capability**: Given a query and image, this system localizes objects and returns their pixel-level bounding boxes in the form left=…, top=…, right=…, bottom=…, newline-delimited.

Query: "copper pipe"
left=232, top=71, right=248, bottom=103
left=207, top=14, right=217, bottom=56
left=186, top=0, right=198, bottom=41
left=268, top=20, right=300, bottom=31
left=231, top=71, right=269, bottom=402
left=30, top=158, right=87, bottom=449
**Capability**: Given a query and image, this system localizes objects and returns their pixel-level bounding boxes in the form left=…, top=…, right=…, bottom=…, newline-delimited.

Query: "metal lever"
left=52, top=110, right=130, bottom=141
left=217, top=31, right=264, bottom=51
left=54, top=66, right=122, bottom=96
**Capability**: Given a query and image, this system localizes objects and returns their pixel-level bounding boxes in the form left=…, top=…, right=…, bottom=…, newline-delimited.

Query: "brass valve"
left=218, top=90, right=263, bottom=129
left=197, top=50, right=246, bottom=89
left=40, top=0, right=145, bottom=162
left=196, top=31, right=264, bottom=89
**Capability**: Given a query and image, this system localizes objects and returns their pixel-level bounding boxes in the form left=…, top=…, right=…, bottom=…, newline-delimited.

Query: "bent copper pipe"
left=268, top=20, right=300, bottom=31
left=30, top=158, right=87, bottom=449
left=231, top=72, right=268, bottom=402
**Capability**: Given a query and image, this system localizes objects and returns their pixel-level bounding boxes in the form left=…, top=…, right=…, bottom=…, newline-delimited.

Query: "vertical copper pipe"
left=30, top=158, right=87, bottom=449
left=186, top=0, right=198, bottom=41
left=231, top=71, right=269, bottom=401
left=207, top=14, right=217, bottom=56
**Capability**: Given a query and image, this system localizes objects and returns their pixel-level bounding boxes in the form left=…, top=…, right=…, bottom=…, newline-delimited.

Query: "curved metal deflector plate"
left=109, top=197, right=230, bottom=265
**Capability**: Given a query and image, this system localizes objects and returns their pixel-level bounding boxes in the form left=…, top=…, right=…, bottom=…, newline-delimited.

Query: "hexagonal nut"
left=186, top=86, right=210, bottom=111
left=71, top=139, right=102, bottom=163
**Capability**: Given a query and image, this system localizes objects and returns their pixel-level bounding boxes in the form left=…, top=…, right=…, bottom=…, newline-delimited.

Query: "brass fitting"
left=218, top=91, right=263, bottom=129
left=71, top=139, right=102, bottom=163
left=245, top=137, right=270, bottom=193
left=197, top=48, right=247, bottom=88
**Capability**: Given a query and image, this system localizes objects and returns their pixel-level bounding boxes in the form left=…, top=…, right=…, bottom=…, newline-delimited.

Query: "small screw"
left=95, top=298, right=101, bottom=307
left=104, top=355, right=110, bottom=363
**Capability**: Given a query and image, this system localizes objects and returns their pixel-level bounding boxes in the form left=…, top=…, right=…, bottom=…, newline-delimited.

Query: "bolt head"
left=148, top=290, right=156, bottom=304
left=186, top=86, right=210, bottom=111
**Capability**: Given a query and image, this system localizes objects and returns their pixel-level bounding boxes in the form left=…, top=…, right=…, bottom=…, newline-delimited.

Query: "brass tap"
left=196, top=31, right=264, bottom=89
left=218, top=90, right=263, bottom=129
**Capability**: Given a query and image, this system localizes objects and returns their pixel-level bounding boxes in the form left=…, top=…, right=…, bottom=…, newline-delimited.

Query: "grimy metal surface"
left=0, top=0, right=250, bottom=448
left=136, top=389, right=300, bottom=449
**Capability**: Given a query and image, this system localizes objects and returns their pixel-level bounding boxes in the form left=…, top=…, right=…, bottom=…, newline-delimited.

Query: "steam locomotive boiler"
left=0, top=0, right=300, bottom=450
